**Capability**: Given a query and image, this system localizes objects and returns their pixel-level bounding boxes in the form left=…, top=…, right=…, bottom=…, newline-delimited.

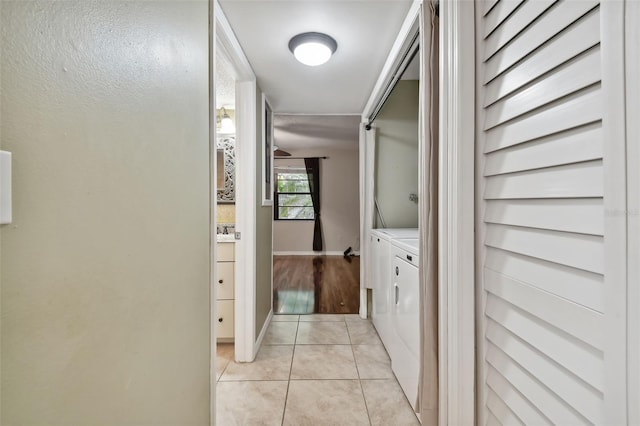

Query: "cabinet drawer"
left=217, top=300, right=234, bottom=339
left=217, top=262, right=235, bottom=300
left=217, top=242, right=234, bottom=262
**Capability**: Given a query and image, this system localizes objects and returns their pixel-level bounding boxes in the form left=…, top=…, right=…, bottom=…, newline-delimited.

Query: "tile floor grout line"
left=217, top=315, right=419, bottom=425
left=346, top=318, right=374, bottom=426
left=280, top=316, right=299, bottom=426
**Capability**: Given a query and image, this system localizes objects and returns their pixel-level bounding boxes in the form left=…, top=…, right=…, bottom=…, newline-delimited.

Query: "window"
left=275, top=170, right=315, bottom=220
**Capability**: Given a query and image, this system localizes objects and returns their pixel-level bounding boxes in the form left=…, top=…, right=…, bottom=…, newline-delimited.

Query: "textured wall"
left=374, top=80, right=420, bottom=228
left=273, top=148, right=360, bottom=253
left=255, top=88, right=273, bottom=340
left=0, top=1, right=210, bottom=424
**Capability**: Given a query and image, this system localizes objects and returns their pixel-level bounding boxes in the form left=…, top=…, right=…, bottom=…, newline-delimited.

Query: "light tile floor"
left=216, top=314, right=420, bottom=426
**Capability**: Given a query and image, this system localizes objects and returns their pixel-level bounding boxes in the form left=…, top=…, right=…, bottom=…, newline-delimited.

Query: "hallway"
left=215, top=314, right=418, bottom=425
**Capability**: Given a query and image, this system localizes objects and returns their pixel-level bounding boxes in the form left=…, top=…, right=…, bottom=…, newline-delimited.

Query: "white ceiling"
left=274, top=114, right=360, bottom=151
left=218, top=0, right=413, bottom=114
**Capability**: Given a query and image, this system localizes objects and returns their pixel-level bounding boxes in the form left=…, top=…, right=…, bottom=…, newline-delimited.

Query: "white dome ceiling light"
left=288, top=32, right=338, bottom=66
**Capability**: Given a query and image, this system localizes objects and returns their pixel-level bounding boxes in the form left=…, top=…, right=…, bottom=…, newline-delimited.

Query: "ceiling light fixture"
left=288, top=32, right=338, bottom=66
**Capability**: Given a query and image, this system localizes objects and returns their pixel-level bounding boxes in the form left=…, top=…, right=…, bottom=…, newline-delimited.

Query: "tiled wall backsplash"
left=217, top=204, right=235, bottom=235
left=217, top=223, right=235, bottom=235
left=217, top=204, right=235, bottom=223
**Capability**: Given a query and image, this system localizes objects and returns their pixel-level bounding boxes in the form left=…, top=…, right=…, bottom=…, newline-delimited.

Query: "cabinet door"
left=371, top=235, right=390, bottom=317
left=216, top=243, right=234, bottom=262
left=475, top=1, right=627, bottom=423
left=371, top=234, right=393, bottom=353
left=217, top=262, right=234, bottom=300
left=216, top=300, right=234, bottom=339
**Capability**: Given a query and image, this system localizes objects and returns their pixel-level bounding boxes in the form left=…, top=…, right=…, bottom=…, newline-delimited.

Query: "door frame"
left=360, top=0, right=421, bottom=319
left=212, top=0, right=258, bottom=371
left=438, top=1, right=475, bottom=424
left=625, top=1, right=639, bottom=423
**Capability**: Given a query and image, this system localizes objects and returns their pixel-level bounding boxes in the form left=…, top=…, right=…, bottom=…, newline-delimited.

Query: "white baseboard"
left=274, top=251, right=361, bottom=256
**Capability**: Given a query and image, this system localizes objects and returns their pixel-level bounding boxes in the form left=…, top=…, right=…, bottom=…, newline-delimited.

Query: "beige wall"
left=0, top=1, right=210, bottom=424
left=374, top=80, right=420, bottom=228
left=255, top=88, right=273, bottom=339
left=273, top=148, right=360, bottom=253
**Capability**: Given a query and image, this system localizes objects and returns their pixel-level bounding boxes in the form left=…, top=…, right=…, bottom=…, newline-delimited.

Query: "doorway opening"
left=271, top=114, right=362, bottom=315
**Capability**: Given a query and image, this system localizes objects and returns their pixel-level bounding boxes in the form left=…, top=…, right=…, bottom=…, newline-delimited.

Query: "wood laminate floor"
left=273, top=255, right=360, bottom=314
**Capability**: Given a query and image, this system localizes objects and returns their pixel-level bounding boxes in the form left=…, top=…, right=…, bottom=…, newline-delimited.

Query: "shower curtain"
left=417, top=2, right=439, bottom=425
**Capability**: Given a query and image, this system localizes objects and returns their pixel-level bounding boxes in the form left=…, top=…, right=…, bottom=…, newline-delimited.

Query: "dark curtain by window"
left=304, top=157, right=322, bottom=251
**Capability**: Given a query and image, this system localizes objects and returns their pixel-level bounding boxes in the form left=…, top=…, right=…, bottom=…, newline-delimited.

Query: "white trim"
left=274, top=112, right=362, bottom=117
left=473, top=3, right=488, bottom=425
left=626, top=1, right=640, bottom=423
left=213, top=0, right=258, bottom=365
left=361, top=0, right=422, bottom=121
left=208, top=2, right=216, bottom=424
left=438, top=1, right=476, bottom=425
left=359, top=123, right=376, bottom=319
left=273, top=251, right=359, bottom=256
left=261, top=94, right=274, bottom=206
left=254, top=309, right=273, bottom=358
left=214, top=1, right=254, bottom=81
left=234, top=80, right=257, bottom=363
left=358, top=123, right=367, bottom=318
left=601, top=2, right=629, bottom=422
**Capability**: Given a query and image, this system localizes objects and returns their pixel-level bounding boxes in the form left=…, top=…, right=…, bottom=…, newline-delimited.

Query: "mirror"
left=217, top=136, right=235, bottom=203
left=216, top=149, right=225, bottom=192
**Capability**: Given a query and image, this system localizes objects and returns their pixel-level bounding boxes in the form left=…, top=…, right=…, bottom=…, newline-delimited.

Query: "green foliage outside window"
left=275, top=172, right=315, bottom=220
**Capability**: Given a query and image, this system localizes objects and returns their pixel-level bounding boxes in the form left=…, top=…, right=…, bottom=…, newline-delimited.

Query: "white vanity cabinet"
left=216, top=242, right=235, bottom=340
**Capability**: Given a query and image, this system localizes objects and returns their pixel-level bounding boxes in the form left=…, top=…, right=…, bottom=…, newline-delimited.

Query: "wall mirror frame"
left=261, top=93, right=274, bottom=206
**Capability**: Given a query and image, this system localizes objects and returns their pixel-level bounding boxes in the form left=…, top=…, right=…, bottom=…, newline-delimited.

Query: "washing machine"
left=390, top=238, right=420, bottom=410
left=370, top=228, right=418, bottom=354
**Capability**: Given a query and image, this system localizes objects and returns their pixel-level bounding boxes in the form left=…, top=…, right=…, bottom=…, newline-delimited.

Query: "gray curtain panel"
left=417, top=2, right=439, bottom=425
left=304, top=157, right=323, bottom=251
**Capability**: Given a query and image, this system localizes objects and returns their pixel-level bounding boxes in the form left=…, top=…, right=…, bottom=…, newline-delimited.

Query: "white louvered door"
left=475, top=1, right=628, bottom=424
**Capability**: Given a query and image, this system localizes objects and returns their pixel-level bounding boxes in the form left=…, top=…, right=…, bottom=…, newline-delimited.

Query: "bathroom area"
left=215, top=50, right=237, bottom=348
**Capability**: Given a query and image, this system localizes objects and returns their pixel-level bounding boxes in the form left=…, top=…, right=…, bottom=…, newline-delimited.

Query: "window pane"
left=276, top=172, right=310, bottom=193
left=275, top=171, right=315, bottom=219
left=277, top=180, right=310, bottom=193
left=277, top=172, right=307, bottom=181
left=278, top=193, right=313, bottom=207
left=278, top=207, right=315, bottom=220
